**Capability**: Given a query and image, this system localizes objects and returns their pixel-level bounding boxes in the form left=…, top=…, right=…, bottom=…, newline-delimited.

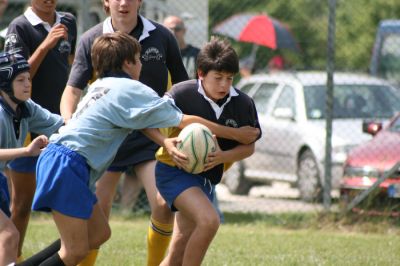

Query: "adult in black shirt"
left=163, top=15, right=200, bottom=79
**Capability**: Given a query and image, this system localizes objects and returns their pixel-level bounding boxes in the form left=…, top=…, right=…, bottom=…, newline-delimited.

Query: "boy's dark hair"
left=196, top=36, right=239, bottom=75
left=91, top=32, right=141, bottom=78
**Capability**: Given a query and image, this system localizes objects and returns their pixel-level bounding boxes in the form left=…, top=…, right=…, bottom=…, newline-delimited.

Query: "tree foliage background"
left=209, top=0, right=400, bottom=72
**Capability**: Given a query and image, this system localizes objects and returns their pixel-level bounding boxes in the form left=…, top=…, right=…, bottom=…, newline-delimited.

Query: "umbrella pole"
left=249, top=45, right=259, bottom=71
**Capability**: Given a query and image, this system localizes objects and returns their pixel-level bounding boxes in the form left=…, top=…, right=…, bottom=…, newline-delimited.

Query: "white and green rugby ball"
left=177, top=123, right=216, bottom=174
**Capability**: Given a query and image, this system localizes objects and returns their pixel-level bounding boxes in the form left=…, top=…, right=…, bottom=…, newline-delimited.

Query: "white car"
left=224, top=71, right=400, bottom=201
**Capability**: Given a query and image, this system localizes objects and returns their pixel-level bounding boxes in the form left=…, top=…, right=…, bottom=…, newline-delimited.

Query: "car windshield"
left=379, top=34, right=400, bottom=82
left=304, top=84, right=400, bottom=119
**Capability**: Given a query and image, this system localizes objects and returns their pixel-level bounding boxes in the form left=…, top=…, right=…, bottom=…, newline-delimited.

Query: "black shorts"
left=109, top=131, right=160, bottom=168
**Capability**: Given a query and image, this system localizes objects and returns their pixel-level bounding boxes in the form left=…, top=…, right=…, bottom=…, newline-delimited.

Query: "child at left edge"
left=0, top=51, right=64, bottom=266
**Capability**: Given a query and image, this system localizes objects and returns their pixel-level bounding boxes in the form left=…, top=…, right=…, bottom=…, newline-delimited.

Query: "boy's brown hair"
left=91, top=31, right=141, bottom=78
left=196, top=36, right=239, bottom=76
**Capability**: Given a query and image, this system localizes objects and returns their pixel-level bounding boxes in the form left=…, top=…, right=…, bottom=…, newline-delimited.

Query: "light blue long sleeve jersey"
left=51, top=77, right=183, bottom=186
left=0, top=98, right=64, bottom=173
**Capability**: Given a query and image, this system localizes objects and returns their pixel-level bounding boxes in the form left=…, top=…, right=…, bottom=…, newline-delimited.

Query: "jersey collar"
left=197, top=80, right=238, bottom=119
left=103, top=15, right=156, bottom=42
left=103, top=71, right=132, bottom=79
left=24, top=7, right=63, bottom=32
left=0, top=96, right=30, bottom=119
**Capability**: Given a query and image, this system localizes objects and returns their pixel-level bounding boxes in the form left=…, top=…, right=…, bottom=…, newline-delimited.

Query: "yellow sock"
left=147, top=217, right=173, bottom=266
left=77, top=249, right=99, bottom=266
left=17, top=255, right=24, bottom=263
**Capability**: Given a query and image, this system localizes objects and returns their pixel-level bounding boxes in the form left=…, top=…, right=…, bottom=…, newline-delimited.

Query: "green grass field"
left=23, top=212, right=400, bottom=265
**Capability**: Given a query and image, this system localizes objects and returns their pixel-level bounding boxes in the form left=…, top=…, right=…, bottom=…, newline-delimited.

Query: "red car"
left=340, top=114, right=400, bottom=210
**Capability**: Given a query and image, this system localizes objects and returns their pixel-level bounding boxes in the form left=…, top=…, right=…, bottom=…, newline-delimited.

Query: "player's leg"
left=8, top=167, right=36, bottom=258
left=160, top=211, right=195, bottom=266
left=79, top=206, right=112, bottom=266
left=51, top=210, right=90, bottom=266
left=75, top=170, right=121, bottom=266
left=136, top=160, right=174, bottom=266
left=21, top=187, right=110, bottom=266
left=0, top=210, right=19, bottom=265
left=77, top=203, right=111, bottom=266
left=138, top=160, right=174, bottom=222
left=95, top=170, right=123, bottom=220
left=51, top=202, right=111, bottom=266
left=120, top=172, right=143, bottom=212
left=173, top=187, right=220, bottom=266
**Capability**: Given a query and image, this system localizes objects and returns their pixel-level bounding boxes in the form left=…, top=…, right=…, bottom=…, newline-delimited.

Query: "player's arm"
left=179, top=114, right=260, bottom=145
left=204, top=142, right=255, bottom=171
left=140, top=128, right=165, bottom=147
left=28, top=24, right=68, bottom=77
left=0, top=148, right=29, bottom=161
left=60, top=85, right=83, bottom=123
left=141, top=128, right=188, bottom=167
left=60, top=30, right=92, bottom=123
left=0, top=135, right=48, bottom=161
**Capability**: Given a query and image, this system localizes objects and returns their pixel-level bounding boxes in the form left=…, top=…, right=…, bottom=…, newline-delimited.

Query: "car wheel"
left=297, top=150, right=322, bottom=202
left=223, top=161, right=252, bottom=195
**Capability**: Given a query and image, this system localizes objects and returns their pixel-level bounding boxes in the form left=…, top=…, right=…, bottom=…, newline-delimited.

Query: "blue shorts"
left=32, top=144, right=97, bottom=219
left=0, top=173, right=10, bottom=217
left=8, top=156, right=38, bottom=173
left=155, top=162, right=213, bottom=212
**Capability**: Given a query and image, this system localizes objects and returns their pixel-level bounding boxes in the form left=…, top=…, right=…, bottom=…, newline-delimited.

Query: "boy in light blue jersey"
left=30, top=32, right=254, bottom=266
left=28, top=31, right=180, bottom=266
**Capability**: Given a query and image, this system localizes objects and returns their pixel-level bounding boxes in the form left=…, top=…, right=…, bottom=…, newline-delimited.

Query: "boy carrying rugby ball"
left=155, top=37, right=262, bottom=266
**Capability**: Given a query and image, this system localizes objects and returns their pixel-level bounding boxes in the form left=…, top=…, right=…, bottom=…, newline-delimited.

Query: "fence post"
left=344, top=161, right=400, bottom=213
left=324, top=0, right=337, bottom=211
left=78, top=0, right=91, bottom=36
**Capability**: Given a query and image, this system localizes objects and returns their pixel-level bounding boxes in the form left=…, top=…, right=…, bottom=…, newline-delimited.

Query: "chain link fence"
left=2, top=0, right=400, bottom=216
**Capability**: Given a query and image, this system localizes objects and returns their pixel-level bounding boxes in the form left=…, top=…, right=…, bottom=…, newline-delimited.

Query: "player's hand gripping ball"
left=177, top=123, right=216, bottom=174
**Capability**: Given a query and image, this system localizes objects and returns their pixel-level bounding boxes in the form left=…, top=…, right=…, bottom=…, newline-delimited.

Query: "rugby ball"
left=177, top=123, right=216, bottom=174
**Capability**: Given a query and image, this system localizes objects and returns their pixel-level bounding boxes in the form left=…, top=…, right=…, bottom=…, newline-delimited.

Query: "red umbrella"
left=213, top=13, right=299, bottom=52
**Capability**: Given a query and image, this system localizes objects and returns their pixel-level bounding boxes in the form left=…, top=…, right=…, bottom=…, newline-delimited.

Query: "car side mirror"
left=273, top=107, right=294, bottom=120
left=362, top=120, right=382, bottom=136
